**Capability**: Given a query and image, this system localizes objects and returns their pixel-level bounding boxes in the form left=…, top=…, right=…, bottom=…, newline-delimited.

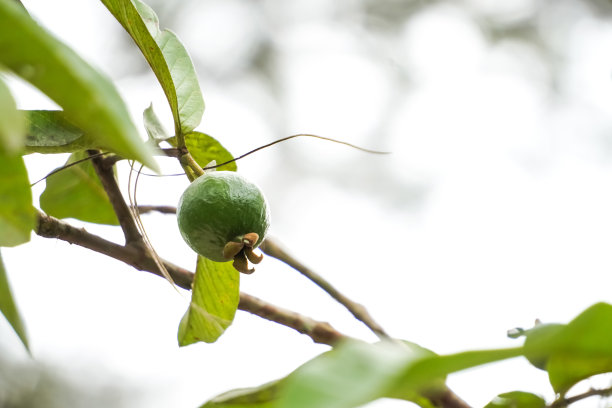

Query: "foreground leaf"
left=178, top=256, right=239, bottom=346
left=0, top=250, right=29, bottom=352
left=0, top=76, right=25, bottom=154
left=546, top=303, right=612, bottom=394
left=0, top=0, right=158, bottom=169
left=0, top=155, right=35, bottom=246
left=23, top=110, right=88, bottom=153
left=39, top=151, right=119, bottom=225
left=485, top=391, right=546, bottom=408
left=278, top=340, right=437, bottom=408
left=200, top=380, right=282, bottom=408
left=168, top=132, right=237, bottom=171
left=101, top=0, right=204, bottom=136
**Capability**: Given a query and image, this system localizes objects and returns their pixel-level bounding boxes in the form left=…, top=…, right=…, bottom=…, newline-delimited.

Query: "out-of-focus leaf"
left=0, top=249, right=29, bottom=352
left=23, top=110, right=89, bottom=153
left=0, top=77, right=25, bottom=154
left=0, top=0, right=158, bottom=170
left=178, top=256, right=239, bottom=346
left=279, top=339, right=523, bottom=408
left=101, top=0, right=204, bottom=136
left=278, top=340, right=436, bottom=408
left=522, top=323, right=565, bottom=370
left=548, top=303, right=612, bottom=394
left=0, top=154, right=35, bottom=247
left=39, top=151, right=119, bottom=225
left=168, top=132, right=236, bottom=171
left=200, top=380, right=282, bottom=408
left=143, top=103, right=170, bottom=142
left=484, top=391, right=546, bottom=408
left=398, top=347, right=524, bottom=390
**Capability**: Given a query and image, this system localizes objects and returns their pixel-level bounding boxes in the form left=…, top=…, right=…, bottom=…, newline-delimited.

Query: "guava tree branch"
left=34, top=211, right=343, bottom=346
left=549, top=386, right=612, bottom=408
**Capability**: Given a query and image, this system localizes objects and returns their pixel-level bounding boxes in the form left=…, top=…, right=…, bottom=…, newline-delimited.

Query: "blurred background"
left=3, top=0, right=612, bottom=406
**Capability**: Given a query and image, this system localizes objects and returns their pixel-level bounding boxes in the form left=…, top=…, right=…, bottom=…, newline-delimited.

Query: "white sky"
left=3, top=1, right=612, bottom=407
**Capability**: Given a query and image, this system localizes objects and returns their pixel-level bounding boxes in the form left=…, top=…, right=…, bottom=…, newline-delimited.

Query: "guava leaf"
left=200, top=380, right=282, bottom=408
left=101, top=0, right=204, bottom=136
left=0, top=76, right=25, bottom=154
left=522, top=323, right=565, bottom=371
left=0, top=0, right=158, bottom=170
left=278, top=340, right=436, bottom=408
left=178, top=256, right=239, bottom=346
left=143, top=103, right=170, bottom=142
left=39, top=151, right=119, bottom=225
left=23, top=110, right=89, bottom=154
left=168, top=132, right=237, bottom=171
left=484, top=392, right=546, bottom=408
left=0, top=154, right=36, bottom=247
left=546, top=303, right=612, bottom=394
left=0, top=250, right=29, bottom=352
left=278, top=340, right=523, bottom=408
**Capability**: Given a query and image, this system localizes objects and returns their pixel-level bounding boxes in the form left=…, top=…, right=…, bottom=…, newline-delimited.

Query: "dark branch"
left=260, top=238, right=390, bottom=340
left=87, top=149, right=142, bottom=245
left=34, top=211, right=344, bottom=346
left=135, top=205, right=178, bottom=215
left=549, top=386, right=612, bottom=408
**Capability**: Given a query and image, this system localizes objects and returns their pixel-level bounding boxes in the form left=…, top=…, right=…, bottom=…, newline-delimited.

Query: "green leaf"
left=23, top=110, right=89, bottom=154
left=178, top=256, right=239, bottom=346
left=0, top=249, right=29, bottom=352
left=0, top=76, right=25, bottom=154
left=278, top=340, right=436, bottom=408
left=168, top=132, right=237, bottom=171
left=0, top=154, right=35, bottom=247
left=398, top=347, right=524, bottom=390
left=39, top=151, right=119, bottom=225
left=101, top=0, right=204, bottom=136
left=0, top=0, right=158, bottom=170
left=279, top=340, right=523, bottom=408
left=522, top=323, right=565, bottom=371
left=143, top=104, right=170, bottom=142
left=200, top=380, right=282, bottom=408
left=484, top=392, right=546, bottom=408
left=546, top=303, right=612, bottom=394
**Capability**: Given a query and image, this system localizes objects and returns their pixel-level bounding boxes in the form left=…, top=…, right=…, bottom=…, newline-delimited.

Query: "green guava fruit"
left=177, top=171, right=270, bottom=273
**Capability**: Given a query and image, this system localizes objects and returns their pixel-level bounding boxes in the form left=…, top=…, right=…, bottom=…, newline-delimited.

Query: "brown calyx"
left=222, top=232, right=263, bottom=274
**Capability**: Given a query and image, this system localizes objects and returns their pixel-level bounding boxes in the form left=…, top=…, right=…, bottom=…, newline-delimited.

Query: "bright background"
left=3, top=0, right=612, bottom=407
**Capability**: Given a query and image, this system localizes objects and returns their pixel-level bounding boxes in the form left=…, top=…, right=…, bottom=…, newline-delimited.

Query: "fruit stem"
left=179, top=152, right=205, bottom=181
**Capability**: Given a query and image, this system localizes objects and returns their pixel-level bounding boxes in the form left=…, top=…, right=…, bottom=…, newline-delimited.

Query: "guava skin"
left=177, top=171, right=270, bottom=263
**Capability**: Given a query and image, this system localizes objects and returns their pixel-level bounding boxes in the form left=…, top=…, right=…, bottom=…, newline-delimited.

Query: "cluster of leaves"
left=2, top=1, right=612, bottom=408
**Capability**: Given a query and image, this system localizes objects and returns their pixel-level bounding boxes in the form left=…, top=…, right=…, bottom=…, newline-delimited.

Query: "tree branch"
left=549, top=386, right=612, bottom=408
left=34, top=211, right=342, bottom=346
left=87, top=150, right=142, bottom=244
left=260, top=238, right=390, bottom=340
left=135, top=205, right=177, bottom=215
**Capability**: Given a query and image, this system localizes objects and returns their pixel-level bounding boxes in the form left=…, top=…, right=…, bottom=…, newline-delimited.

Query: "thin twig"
left=201, top=133, right=390, bottom=172
left=260, top=237, right=390, bottom=340
left=134, top=205, right=178, bottom=215
left=87, top=150, right=142, bottom=245
left=549, top=386, right=612, bottom=408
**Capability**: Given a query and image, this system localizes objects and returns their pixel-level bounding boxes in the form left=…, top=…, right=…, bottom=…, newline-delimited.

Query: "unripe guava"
left=177, top=171, right=270, bottom=273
